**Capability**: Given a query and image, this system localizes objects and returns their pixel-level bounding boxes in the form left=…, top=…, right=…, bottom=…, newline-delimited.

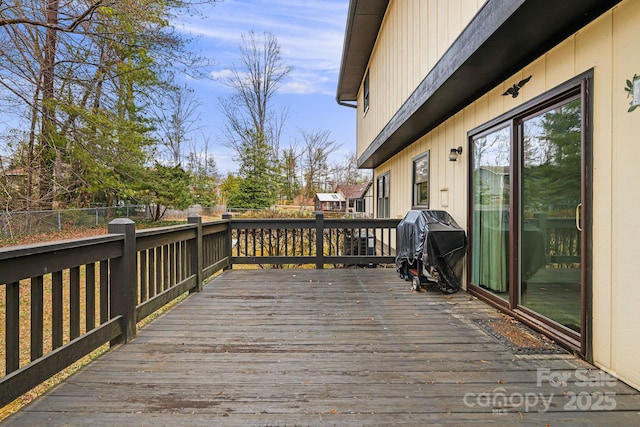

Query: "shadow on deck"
left=5, top=269, right=640, bottom=426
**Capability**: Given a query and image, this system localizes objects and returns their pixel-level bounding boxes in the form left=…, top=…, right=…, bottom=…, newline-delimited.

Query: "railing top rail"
left=0, top=234, right=124, bottom=261
left=228, top=217, right=315, bottom=223
left=135, top=223, right=197, bottom=238
left=231, top=217, right=401, bottom=229
left=202, top=219, right=232, bottom=226
left=324, top=218, right=400, bottom=227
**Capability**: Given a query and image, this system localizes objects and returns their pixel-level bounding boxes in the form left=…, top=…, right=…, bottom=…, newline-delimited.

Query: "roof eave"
left=336, top=0, right=390, bottom=104
left=349, top=0, right=622, bottom=169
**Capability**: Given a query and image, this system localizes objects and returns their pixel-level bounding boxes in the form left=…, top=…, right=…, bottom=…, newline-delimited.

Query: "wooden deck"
left=5, top=269, right=640, bottom=426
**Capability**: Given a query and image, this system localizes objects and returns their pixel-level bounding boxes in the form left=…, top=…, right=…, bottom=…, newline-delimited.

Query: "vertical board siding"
left=357, top=0, right=485, bottom=156
left=364, top=0, right=640, bottom=390
left=609, top=0, right=640, bottom=388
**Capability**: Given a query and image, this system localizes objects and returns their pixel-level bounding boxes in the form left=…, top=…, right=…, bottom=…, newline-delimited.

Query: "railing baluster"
left=183, top=239, right=188, bottom=279
left=169, top=243, right=175, bottom=287
left=162, top=245, right=169, bottom=291
left=293, top=229, right=297, bottom=256
left=203, top=235, right=209, bottom=266
left=99, top=260, right=109, bottom=324
left=307, top=228, right=311, bottom=256
left=52, top=271, right=64, bottom=349
left=252, top=230, right=256, bottom=257
left=175, top=241, right=181, bottom=282
left=304, top=228, right=308, bottom=256
left=177, top=241, right=182, bottom=282
left=387, top=226, right=391, bottom=255
left=175, top=241, right=180, bottom=283
left=31, top=275, right=44, bottom=361
left=6, top=281, right=20, bottom=373
left=70, top=266, right=81, bottom=340
left=140, top=250, right=148, bottom=303
left=330, top=228, right=335, bottom=256
left=86, top=263, right=96, bottom=331
left=149, top=249, right=156, bottom=298
left=315, top=213, right=324, bottom=269
left=210, top=234, right=215, bottom=265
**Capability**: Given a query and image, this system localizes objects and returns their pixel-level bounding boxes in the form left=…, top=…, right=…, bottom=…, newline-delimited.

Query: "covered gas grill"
left=396, top=210, right=467, bottom=293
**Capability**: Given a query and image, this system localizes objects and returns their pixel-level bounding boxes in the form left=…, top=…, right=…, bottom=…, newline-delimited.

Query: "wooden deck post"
left=188, top=215, right=203, bottom=292
left=108, top=219, right=137, bottom=344
left=315, top=212, right=324, bottom=269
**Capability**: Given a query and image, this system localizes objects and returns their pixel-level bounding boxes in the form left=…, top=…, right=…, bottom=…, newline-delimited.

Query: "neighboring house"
left=336, top=181, right=372, bottom=216
left=337, top=0, right=640, bottom=389
left=314, top=193, right=346, bottom=212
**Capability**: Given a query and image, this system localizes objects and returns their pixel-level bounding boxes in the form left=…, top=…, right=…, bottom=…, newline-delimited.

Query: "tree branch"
left=0, top=1, right=104, bottom=31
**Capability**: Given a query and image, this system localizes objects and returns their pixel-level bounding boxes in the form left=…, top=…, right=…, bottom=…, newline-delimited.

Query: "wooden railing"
left=0, top=213, right=399, bottom=406
left=529, top=214, right=581, bottom=266
left=229, top=213, right=399, bottom=268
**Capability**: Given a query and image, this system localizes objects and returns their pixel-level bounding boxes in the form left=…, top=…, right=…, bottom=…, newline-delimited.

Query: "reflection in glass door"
left=471, top=126, right=511, bottom=301
left=519, top=97, right=583, bottom=333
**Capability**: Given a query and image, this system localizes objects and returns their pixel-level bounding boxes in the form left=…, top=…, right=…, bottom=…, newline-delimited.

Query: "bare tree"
left=330, top=152, right=371, bottom=185
left=299, top=129, right=341, bottom=203
left=154, top=85, right=202, bottom=166
left=220, top=30, right=292, bottom=158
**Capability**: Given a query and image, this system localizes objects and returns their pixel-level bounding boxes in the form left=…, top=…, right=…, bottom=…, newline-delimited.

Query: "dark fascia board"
left=336, top=0, right=390, bottom=104
left=356, top=0, right=622, bottom=169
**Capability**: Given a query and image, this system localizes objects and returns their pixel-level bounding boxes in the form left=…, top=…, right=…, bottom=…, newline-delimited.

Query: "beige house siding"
left=364, top=0, right=640, bottom=389
left=356, top=0, right=486, bottom=159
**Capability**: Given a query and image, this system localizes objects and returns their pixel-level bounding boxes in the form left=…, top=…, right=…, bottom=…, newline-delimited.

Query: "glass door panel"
left=471, top=126, right=511, bottom=301
left=520, top=98, right=582, bottom=333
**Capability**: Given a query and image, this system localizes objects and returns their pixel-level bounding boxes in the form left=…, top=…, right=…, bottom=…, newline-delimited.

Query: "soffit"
left=336, top=0, right=389, bottom=103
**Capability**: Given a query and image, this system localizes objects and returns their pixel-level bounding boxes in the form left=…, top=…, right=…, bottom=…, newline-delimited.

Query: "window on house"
left=363, top=70, right=370, bottom=114
left=413, top=151, right=430, bottom=207
left=377, top=172, right=390, bottom=218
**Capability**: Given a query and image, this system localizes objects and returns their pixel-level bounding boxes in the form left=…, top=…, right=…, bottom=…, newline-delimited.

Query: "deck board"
left=5, top=269, right=640, bottom=426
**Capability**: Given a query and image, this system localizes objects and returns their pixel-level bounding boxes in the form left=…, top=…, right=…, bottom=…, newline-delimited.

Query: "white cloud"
left=280, top=81, right=316, bottom=95
left=209, top=68, right=235, bottom=81
left=176, top=0, right=349, bottom=96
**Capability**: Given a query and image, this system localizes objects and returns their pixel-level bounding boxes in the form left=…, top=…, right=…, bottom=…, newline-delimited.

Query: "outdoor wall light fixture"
left=449, top=146, right=463, bottom=162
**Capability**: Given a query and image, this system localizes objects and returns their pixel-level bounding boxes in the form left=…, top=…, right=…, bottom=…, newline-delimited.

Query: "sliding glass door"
left=469, top=77, right=590, bottom=350
left=519, top=97, right=583, bottom=333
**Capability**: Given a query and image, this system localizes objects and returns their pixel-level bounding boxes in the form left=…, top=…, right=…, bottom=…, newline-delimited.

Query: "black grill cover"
left=396, top=210, right=467, bottom=293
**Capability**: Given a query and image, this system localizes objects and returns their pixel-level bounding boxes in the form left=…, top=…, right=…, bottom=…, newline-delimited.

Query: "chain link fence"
left=0, top=206, right=150, bottom=239
left=1, top=205, right=234, bottom=239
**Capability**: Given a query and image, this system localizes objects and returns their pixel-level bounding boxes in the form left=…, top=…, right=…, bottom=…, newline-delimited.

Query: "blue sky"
left=176, top=0, right=356, bottom=175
